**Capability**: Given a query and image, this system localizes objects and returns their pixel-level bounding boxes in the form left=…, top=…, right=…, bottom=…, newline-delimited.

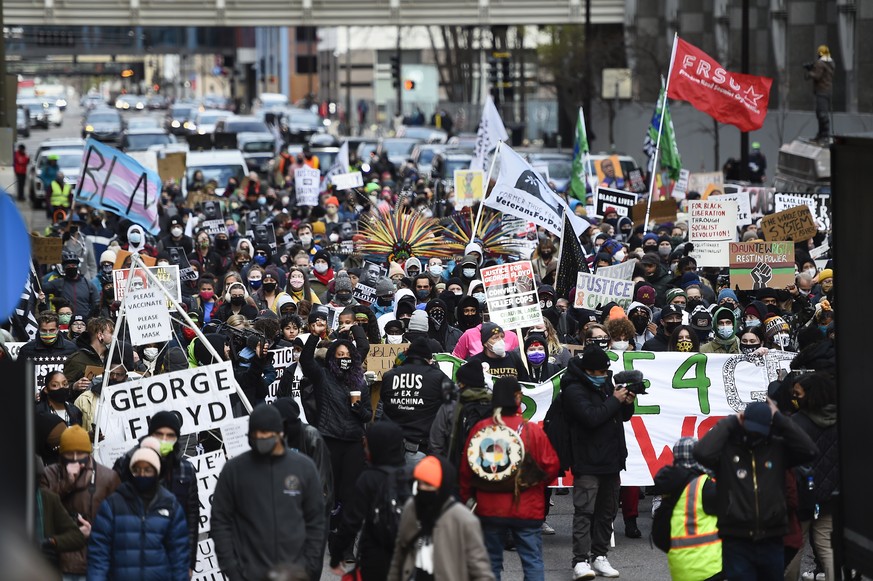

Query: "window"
left=296, top=55, right=317, bottom=75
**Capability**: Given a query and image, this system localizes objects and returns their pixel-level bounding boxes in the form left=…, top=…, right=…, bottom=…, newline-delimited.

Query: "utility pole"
left=0, top=0, right=8, bottom=129
left=345, top=26, right=351, bottom=136
left=583, top=0, right=593, bottom=145
left=740, top=0, right=750, bottom=180
left=395, top=25, right=402, bottom=117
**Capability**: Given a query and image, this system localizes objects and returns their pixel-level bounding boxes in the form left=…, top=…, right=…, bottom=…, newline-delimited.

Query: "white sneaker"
left=573, top=561, right=596, bottom=580
left=541, top=521, right=556, bottom=535
left=592, top=556, right=620, bottom=577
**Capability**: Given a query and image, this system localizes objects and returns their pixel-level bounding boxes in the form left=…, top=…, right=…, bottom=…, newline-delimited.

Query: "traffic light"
left=390, top=55, right=400, bottom=89
left=404, top=79, right=415, bottom=91
left=120, top=69, right=135, bottom=78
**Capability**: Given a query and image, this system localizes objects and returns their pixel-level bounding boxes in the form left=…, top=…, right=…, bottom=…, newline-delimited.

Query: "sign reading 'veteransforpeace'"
left=574, top=272, right=635, bottom=310
left=190, top=451, right=226, bottom=535
left=434, top=350, right=795, bottom=486
left=480, top=260, right=542, bottom=329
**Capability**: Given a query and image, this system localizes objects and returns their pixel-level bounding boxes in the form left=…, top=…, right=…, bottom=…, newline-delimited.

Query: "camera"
left=803, top=61, right=815, bottom=71
left=614, top=370, right=648, bottom=395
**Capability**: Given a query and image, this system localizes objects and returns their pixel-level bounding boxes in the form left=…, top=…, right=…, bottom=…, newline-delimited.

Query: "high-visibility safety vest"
left=668, top=475, right=722, bottom=581
left=50, top=180, right=72, bottom=208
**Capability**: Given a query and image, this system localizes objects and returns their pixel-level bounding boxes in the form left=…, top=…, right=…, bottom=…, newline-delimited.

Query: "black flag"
left=555, top=212, right=590, bottom=299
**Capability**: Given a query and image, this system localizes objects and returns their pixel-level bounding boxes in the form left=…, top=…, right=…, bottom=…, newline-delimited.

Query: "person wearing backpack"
left=650, top=437, right=722, bottom=581
left=562, top=345, right=635, bottom=579
left=388, top=455, right=495, bottom=581
left=459, top=377, right=560, bottom=581
left=329, top=422, right=409, bottom=581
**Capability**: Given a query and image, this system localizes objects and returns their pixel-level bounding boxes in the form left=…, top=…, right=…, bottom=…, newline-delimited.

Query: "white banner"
left=715, top=190, right=752, bottom=226
left=574, top=272, right=635, bottom=310
left=480, top=260, right=542, bottom=330
left=688, top=199, right=738, bottom=267
left=125, top=287, right=172, bottom=346
left=595, top=259, right=637, bottom=281
left=331, top=171, right=364, bottom=191
left=295, top=167, right=321, bottom=206
left=190, top=451, right=226, bottom=535
left=672, top=168, right=690, bottom=200
left=193, top=538, right=227, bottom=581
left=471, top=95, right=509, bottom=171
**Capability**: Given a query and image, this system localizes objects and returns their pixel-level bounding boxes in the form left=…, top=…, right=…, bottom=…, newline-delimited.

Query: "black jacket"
left=791, top=405, right=839, bottom=505
left=381, top=357, right=451, bottom=447
left=645, top=263, right=673, bottom=307
left=561, top=360, right=634, bottom=475
left=693, top=413, right=818, bottom=540
left=17, top=336, right=78, bottom=361
left=211, top=448, right=326, bottom=581
left=642, top=328, right=670, bottom=352
left=651, top=464, right=717, bottom=515
left=286, top=423, right=335, bottom=518
left=35, top=400, right=83, bottom=428
left=467, top=350, right=531, bottom=382
left=213, top=301, right=260, bottom=322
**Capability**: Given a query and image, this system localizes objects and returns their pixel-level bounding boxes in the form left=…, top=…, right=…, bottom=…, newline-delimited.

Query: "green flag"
left=570, top=107, right=589, bottom=201
left=644, top=85, right=682, bottom=182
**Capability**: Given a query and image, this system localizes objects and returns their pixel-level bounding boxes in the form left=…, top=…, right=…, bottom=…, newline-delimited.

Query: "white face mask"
left=143, top=347, right=159, bottom=361
left=611, top=340, right=629, bottom=352
left=462, top=268, right=476, bottom=278
left=386, top=334, right=404, bottom=344
left=329, top=233, right=339, bottom=242
left=171, top=227, right=183, bottom=238
left=805, top=268, right=817, bottom=278
left=299, top=234, right=312, bottom=246
left=429, top=265, right=443, bottom=277
left=490, top=339, right=506, bottom=357
left=614, top=250, right=626, bottom=262
left=314, top=262, right=328, bottom=274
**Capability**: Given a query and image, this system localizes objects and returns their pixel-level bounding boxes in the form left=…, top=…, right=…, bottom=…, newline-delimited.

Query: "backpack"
left=467, top=420, right=546, bottom=495
left=448, top=395, right=493, bottom=469
left=369, top=466, right=413, bottom=549
left=543, top=391, right=573, bottom=471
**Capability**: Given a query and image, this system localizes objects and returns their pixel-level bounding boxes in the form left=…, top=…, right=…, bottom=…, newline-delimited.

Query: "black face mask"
left=740, top=344, right=760, bottom=355
left=337, top=357, right=352, bottom=371
left=539, top=298, right=554, bottom=310
left=662, top=321, right=681, bottom=336
left=630, top=315, right=649, bottom=335
left=262, top=282, right=277, bottom=293
left=458, top=312, right=482, bottom=330
left=335, top=292, right=352, bottom=303
left=414, top=489, right=443, bottom=532
left=216, top=238, right=230, bottom=250
left=230, top=296, right=245, bottom=307
left=429, top=309, right=445, bottom=328
left=47, top=388, right=71, bottom=403
left=377, top=296, right=393, bottom=307
left=686, top=298, right=704, bottom=313
left=64, top=268, right=78, bottom=279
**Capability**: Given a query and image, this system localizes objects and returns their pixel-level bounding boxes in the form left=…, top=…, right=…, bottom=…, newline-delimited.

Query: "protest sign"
left=264, top=347, right=309, bottom=424
left=672, top=169, right=690, bottom=200
left=687, top=171, right=723, bottom=195
left=480, top=260, right=542, bottom=330
left=112, top=250, right=156, bottom=270
left=248, top=223, right=277, bottom=252
left=712, top=190, right=752, bottom=226
left=125, top=287, right=172, bottom=346
left=220, top=416, right=251, bottom=460
left=774, top=192, right=831, bottom=231
left=199, top=201, right=227, bottom=236
left=596, top=259, right=638, bottom=281
left=574, top=272, right=635, bottom=310
left=631, top=200, right=677, bottom=225
left=594, top=186, right=638, bottom=218
left=688, top=199, right=738, bottom=267
left=352, top=282, right=377, bottom=305
left=33, top=355, right=68, bottom=393
left=761, top=205, right=817, bottom=242
left=190, top=451, right=226, bottom=534
left=627, top=169, right=646, bottom=193
left=83, top=365, right=105, bottom=381
left=295, top=167, right=321, bottom=206
left=729, top=241, right=795, bottom=290
left=331, top=171, right=364, bottom=191
left=435, top=350, right=794, bottom=486
left=5, top=342, right=25, bottom=360
left=75, top=138, right=162, bottom=235
left=30, top=235, right=63, bottom=265
left=193, top=539, right=225, bottom=581
left=365, top=343, right=409, bottom=380
left=113, top=265, right=181, bottom=311
left=453, top=169, right=484, bottom=208
left=167, top=247, right=198, bottom=282
left=157, top=151, right=187, bottom=184
left=185, top=190, right=226, bottom=210
left=361, top=261, right=387, bottom=286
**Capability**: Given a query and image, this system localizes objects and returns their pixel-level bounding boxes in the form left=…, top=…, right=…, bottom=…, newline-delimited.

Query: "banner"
left=761, top=205, right=817, bottom=242
left=730, top=241, right=795, bottom=290
left=471, top=95, right=509, bottom=172
left=331, top=171, right=363, bottom=191
left=264, top=347, right=309, bottom=424
left=33, top=355, right=69, bottom=392
left=352, top=282, right=377, bottom=305
left=75, top=138, right=162, bottom=234
left=554, top=213, right=590, bottom=298
left=113, top=265, right=181, bottom=311
left=295, top=167, right=321, bottom=206
left=574, top=272, right=635, bottom=310
left=480, top=260, right=542, bottom=330
left=596, top=259, right=638, bottom=281
left=365, top=343, right=410, bottom=380
left=323, top=141, right=350, bottom=192
left=189, top=451, right=226, bottom=535
left=193, top=538, right=226, bottom=581
left=688, top=199, right=738, bottom=267
left=453, top=169, right=484, bottom=208
left=774, top=192, right=831, bottom=231
left=594, top=186, right=638, bottom=218
left=667, top=36, right=773, bottom=132
left=199, top=201, right=227, bottom=236
left=125, top=287, right=173, bottom=346
left=167, top=247, right=198, bottom=282
left=672, top=168, right=690, bottom=200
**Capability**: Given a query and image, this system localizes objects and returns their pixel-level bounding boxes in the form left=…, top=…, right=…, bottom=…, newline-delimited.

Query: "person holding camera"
left=560, top=345, right=636, bottom=579
left=804, top=45, right=835, bottom=141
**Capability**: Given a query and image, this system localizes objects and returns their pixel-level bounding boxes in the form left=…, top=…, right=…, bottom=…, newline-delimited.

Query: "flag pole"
left=643, top=33, right=679, bottom=233
left=471, top=140, right=502, bottom=242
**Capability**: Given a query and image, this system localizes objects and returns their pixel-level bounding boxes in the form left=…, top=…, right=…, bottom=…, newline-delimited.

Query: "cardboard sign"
left=295, top=166, right=321, bottom=206
left=712, top=191, right=752, bottom=226
left=331, top=171, right=364, bottom=191
left=30, top=235, right=63, bottom=265
left=631, top=200, right=677, bottom=225
left=125, top=287, right=173, bottom=346
left=774, top=192, right=831, bottom=231
left=480, top=260, right=542, bottom=330
left=595, top=187, right=638, bottom=218
left=186, top=190, right=226, bottom=209
left=190, top=451, right=226, bottom=535
left=596, top=259, right=638, bottom=281
left=688, top=199, right=738, bottom=267
left=157, top=151, right=187, bottom=184
left=672, top=169, right=690, bottom=200
left=453, top=169, right=484, bottom=208
left=83, top=365, right=105, bottom=381
left=729, top=241, right=795, bottom=290
left=365, top=343, right=410, bottom=380
left=352, top=282, right=377, bottom=305
left=112, top=249, right=156, bottom=270
left=574, top=272, right=635, bottom=310
left=113, top=265, right=181, bottom=311
left=687, top=171, right=723, bottom=195
left=761, top=205, right=817, bottom=242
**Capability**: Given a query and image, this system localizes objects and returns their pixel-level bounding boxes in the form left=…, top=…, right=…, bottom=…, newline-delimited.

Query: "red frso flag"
left=667, top=37, right=773, bottom=132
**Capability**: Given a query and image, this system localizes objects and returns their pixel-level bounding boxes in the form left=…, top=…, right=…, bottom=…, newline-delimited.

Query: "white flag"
left=322, top=141, right=350, bottom=192
left=484, top=145, right=590, bottom=237
left=470, top=96, right=509, bottom=171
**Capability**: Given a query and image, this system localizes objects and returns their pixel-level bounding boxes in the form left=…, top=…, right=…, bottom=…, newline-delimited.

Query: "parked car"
left=525, top=151, right=574, bottom=194
left=146, top=95, right=169, bottom=110
left=411, top=143, right=448, bottom=177
left=30, top=147, right=84, bottom=209
left=378, top=138, right=422, bottom=168
left=280, top=108, right=325, bottom=143
left=396, top=125, right=448, bottom=144
left=81, top=94, right=106, bottom=110
left=121, top=129, right=178, bottom=152
left=82, top=109, right=124, bottom=143
left=126, top=116, right=162, bottom=130
left=17, top=98, right=50, bottom=129
left=237, top=132, right=277, bottom=176
left=430, top=151, right=474, bottom=183
left=16, top=107, right=30, bottom=137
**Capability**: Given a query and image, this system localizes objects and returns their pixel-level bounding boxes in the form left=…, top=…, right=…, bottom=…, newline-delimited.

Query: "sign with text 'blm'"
left=688, top=199, right=737, bottom=267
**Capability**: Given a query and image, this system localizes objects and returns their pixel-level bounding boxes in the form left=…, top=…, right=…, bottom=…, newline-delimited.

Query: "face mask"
left=129, top=233, right=142, bottom=245
left=289, top=278, right=304, bottom=290
left=249, top=278, right=262, bottom=290
left=717, top=325, right=734, bottom=339
left=314, top=263, right=329, bottom=274
left=611, top=340, right=629, bottom=352
left=143, top=347, right=159, bottom=361
left=133, top=476, right=158, bottom=492
left=198, top=240, right=210, bottom=250
left=489, top=339, right=506, bottom=357
left=216, top=238, right=230, bottom=250
left=614, top=250, right=626, bottom=262
left=58, top=314, right=72, bottom=325
left=585, top=373, right=606, bottom=387
left=527, top=351, right=546, bottom=365
left=386, top=334, right=404, bottom=344
left=253, top=255, right=267, bottom=266
left=299, top=235, right=312, bottom=246
left=589, top=338, right=610, bottom=349
left=452, top=289, right=463, bottom=296
left=473, top=292, right=486, bottom=305
left=630, top=315, right=649, bottom=335
left=676, top=339, right=694, bottom=352
left=101, top=263, right=113, bottom=274
left=659, top=246, right=672, bottom=257
left=158, top=440, right=176, bottom=457
left=663, top=321, right=680, bottom=336
left=171, top=227, right=183, bottom=238
left=799, top=288, right=810, bottom=297
left=227, top=225, right=237, bottom=236
left=407, top=269, right=420, bottom=277
left=337, top=357, right=352, bottom=371
left=539, top=298, right=554, bottom=310
left=257, top=196, right=267, bottom=206
left=47, top=388, right=70, bottom=402
left=200, top=290, right=214, bottom=301
left=462, top=268, right=476, bottom=278
left=40, top=332, right=59, bottom=344
left=64, top=267, right=78, bottom=279
left=429, top=309, right=445, bottom=327
left=429, top=265, right=443, bottom=277
left=805, top=268, right=816, bottom=278
left=414, top=488, right=443, bottom=530
left=416, top=289, right=430, bottom=301
left=329, top=232, right=339, bottom=242
left=262, top=282, right=277, bottom=293
left=745, top=318, right=761, bottom=328
left=230, top=296, right=245, bottom=307
left=249, top=435, right=277, bottom=455
left=740, top=344, right=760, bottom=355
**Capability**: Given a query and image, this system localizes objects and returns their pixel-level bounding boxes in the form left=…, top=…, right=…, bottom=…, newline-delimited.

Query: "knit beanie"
left=407, top=310, right=429, bottom=333
left=130, top=443, right=162, bottom=475
left=334, top=274, right=353, bottom=293
left=59, top=425, right=92, bottom=454
left=480, top=322, right=503, bottom=344
left=248, top=403, right=283, bottom=434
left=148, top=411, right=181, bottom=437
left=578, top=345, right=611, bottom=371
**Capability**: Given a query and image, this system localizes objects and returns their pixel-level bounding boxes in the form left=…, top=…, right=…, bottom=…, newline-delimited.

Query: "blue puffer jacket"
left=87, top=482, right=189, bottom=581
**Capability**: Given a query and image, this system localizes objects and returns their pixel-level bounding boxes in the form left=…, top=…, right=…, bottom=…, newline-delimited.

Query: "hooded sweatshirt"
left=627, top=302, right=655, bottom=350
left=701, top=306, right=740, bottom=354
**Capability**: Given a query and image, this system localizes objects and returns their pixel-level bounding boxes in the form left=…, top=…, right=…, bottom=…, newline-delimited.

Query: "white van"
left=185, top=149, right=248, bottom=196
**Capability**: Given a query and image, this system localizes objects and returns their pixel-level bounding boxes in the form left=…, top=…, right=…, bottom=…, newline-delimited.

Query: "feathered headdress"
left=356, top=209, right=462, bottom=264
left=440, top=207, right=529, bottom=259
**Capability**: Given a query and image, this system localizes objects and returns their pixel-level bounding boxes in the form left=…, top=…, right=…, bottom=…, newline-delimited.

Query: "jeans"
left=572, top=473, right=620, bottom=565
left=722, top=536, right=784, bottom=581
left=404, top=449, right=426, bottom=467
left=482, top=524, right=544, bottom=581
left=63, top=576, right=87, bottom=581
left=815, top=93, right=831, bottom=138
left=15, top=173, right=25, bottom=200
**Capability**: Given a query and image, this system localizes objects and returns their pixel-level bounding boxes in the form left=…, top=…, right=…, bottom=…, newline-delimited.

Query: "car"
left=396, top=125, right=448, bottom=144
left=44, top=103, right=63, bottom=127
left=82, top=109, right=124, bottom=143
left=310, top=146, right=340, bottom=176
left=81, top=94, right=106, bottom=110
left=237, top=132, right=277, bottom=175
left=308, top=133, right=340, bottom=147
left=30, top=147, right=84, bottom=209
left=378, top=138, right=422, bottom=168
left=126, top=116, right=162, bottom=131
left=411, top=143, right=448, bottom=177
left=193, top=109, right=231, bottom=135
left=201, top=94, right=232, bottom=111
left=146, top=95, right=170, bottom=110
left=525, top=152, right=574, bottom=194
left=257, top=92, right=289, bottom=111
left=120, top=128, right=178, bottom=152
left=430, top=151, right=474, bottom=183
left=17, top=98, right=50, bottom=129
left=356, top=139, right=380, bottom=162
left=447, top=132, right=479, bottom=149
left=16, top=107, right=30, bottom=137
left=115, top=94, right=146, bottom=111
left=184, top=149, right=248, bottom=196
left=279, top=108, right=326, bottom=143
left=215, top=115, right=270, bottom=136
left=166, top=104, right=198, bottom=136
